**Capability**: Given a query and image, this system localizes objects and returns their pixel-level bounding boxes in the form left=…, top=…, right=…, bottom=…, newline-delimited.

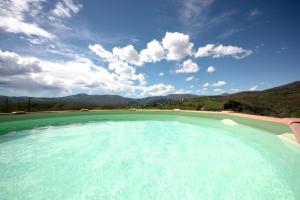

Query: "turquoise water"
left=0, top=114, right=300, bottom=199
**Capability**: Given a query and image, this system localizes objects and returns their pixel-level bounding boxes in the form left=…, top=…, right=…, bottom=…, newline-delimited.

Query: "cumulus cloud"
left=108, top=61, right=135, bottom=76
left=195, top=44, right=214, bottom=57
left=195, top=44, right=252, bottom=59
left=0, top=50, right=143, bottom=96
left=90, top=43, right=143, bottom=66
left=52, top=0, right=82, bottom=18
left=176, top=59, right=199, bottom=73
left=207, top=66, right=216, bottom=73
left=140, top=40, right=164, bottom=63
left=0, top=50, right=180, bottom=97
left=162, top=32, right=193, bottom=61
left=0, top=50, right=42, bottom=75
left=0, top=76, right=61, bottom=93
left=140, top=83, right=174, bottom=96
left=39, top=57, right=147, bottom=95
left=90, top=32, right=194, bottom=65
left=202, top=82, right=210, bottom=87
left=186, top=76, right=194, bottom=81
left=88, top=44, right=113, bottom=60
left=89, top=32, right=251, bottom=76
left=212, top=80, right=226, bottom=87
left=112, top=45, right=142, bottom=66
left=108, top=61, right=146, bottom=85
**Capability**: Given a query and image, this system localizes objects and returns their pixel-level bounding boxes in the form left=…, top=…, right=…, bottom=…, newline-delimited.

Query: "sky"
left=0, top=0, right=299, bottom=97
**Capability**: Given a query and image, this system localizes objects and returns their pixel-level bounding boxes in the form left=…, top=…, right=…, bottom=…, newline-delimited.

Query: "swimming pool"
left=0, top=111, right=299, bottom=199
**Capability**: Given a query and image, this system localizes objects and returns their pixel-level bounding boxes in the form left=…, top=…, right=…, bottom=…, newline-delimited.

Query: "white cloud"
left=140, top=40, right=164, bottom=63
left=158, top=72, right=164, bottom=76
left=0, top=50, right=42, bottom=75
left=181, top=0, right=214, bottom=23
left=207, top=66, right=216, bottom=73
left=52, top=0, right=82, bottom=18
left=89, top=43, right=142, bottom=66
left=0, top=50, right=146, bottom=96
left=0, top=0, right=83, bottom=41
left=249, top=85, right=258, bottom=91
left=180, top=0, right=237, bottom=39
left=212, top=80, right=226, bottom=87
left=112, top=45, right=142, bottom=66
left=214, top=88, right=222, bottom=92
left=195, top=44, right=214, bottom=57
left=0, top=0, right=54, bottom=39
left=202, top=82, right=210, bottom=87
left=0, top=50, right=183, bottom=97
left=0, top=17, right=54, bottom=39
left=108, top=61, right=146, bottom=85
left=90, top=32, right=194, bottom=66
left=88, top=44, right=113, bottom=60
left=186, top=76, right=194, bottom=81
left=90, top=43, right=143, bottom=66
left=90, top=39, right=164, bottom=66
left=176, top=59, right=199, bottom=73
left=140, top=83, right=174, bottom=96
left=89, top=33, right=250, bottom=75
left=37, top=57, right=145, bottom=96
left=195, top=44, right=252, bottom=59
left=162, top=32, right=193, bottom=61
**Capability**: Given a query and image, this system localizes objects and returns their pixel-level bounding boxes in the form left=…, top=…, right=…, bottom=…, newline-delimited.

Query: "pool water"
left=0, top=113, right=300, bottom=199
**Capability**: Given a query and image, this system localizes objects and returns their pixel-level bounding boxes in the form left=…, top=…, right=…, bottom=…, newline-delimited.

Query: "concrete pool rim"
left=0, top=109, right=299, bottom=144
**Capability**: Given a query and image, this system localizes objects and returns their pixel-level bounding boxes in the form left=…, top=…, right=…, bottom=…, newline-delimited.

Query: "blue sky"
left=0, top=0, right=299, bottom=97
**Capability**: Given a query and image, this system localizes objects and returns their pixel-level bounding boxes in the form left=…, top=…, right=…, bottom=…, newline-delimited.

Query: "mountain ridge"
left=0, top=81, right=299, bottom=117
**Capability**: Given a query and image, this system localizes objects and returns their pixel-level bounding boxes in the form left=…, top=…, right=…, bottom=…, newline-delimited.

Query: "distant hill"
left=59, top=94, right=132, bottom=105
left=133, top=94, right=199, bottom=105
left=0, top=93, right=199, bottom=112
left=220, top=81, right=300, bottom=117
left=0, top=81, right=299, bottom=117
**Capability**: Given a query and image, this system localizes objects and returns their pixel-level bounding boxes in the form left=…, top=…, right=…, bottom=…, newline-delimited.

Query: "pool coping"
left=1, top=109, right=300, bottom=143
left=110, top=109, right=300, bottom=143
left=170, top=110, right=300, bottom=143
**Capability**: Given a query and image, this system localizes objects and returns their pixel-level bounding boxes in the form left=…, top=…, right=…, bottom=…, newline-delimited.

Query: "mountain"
left=0, top=93, right=199, bottom=112
left=220, top=81, right=300, bottom=117
left=134, top=94, right=199, bottom=105
left=59, top=94, right=132, bottom=105
left=0, top=81, right=299, bottom=117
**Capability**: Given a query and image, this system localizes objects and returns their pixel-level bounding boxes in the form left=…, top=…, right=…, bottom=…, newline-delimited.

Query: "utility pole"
left=5, top=97, right=9, bottom=113
left=27, top=97, right=31, bottom=112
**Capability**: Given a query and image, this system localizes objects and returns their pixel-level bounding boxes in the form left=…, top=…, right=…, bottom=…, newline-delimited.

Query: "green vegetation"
left=0, top=81, right=299, bottom=118
left=141, top=97, right=224, bottom=111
